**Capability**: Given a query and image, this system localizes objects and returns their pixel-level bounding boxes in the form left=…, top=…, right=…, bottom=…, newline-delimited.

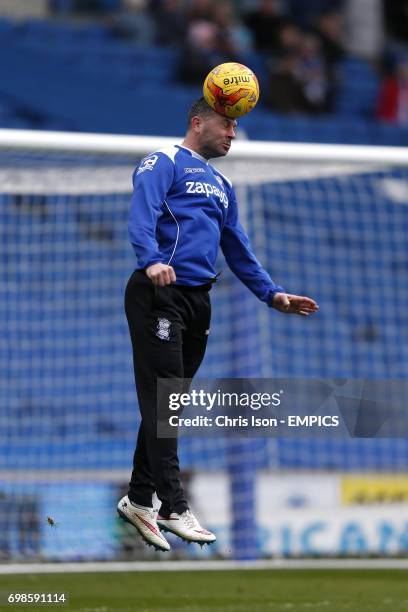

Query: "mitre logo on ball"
left=203, top=62, right=259, bottom=119
left=222, top=75, right=252, bottom=85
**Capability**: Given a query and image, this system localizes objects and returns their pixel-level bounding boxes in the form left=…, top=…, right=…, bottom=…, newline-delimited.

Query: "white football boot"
left=117, top=495, right=170, bottom=552
left=157, top=509, right=216, bottom=545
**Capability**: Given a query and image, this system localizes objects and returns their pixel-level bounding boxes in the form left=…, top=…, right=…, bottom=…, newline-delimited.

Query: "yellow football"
left=203, top=62, right=259, bottom=118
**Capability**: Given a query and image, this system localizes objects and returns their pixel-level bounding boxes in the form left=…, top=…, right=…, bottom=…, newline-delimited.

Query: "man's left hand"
left=273, top=293, right=319, bottom=316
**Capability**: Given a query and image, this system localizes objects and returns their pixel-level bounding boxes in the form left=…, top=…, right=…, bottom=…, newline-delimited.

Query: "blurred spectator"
left=213, top=0, right=253, bottom=56
left=264, top=52, right=310, bottom=113
left=177, top=0, right=251, bottom=84
left=265, top=33, right=333, bottom=114
left=383, top=0, right=408, bottom=47
left=150, top=0, right=187, bottom=46
left=244, top=0, right=286, bottom=53
left=312, top=11, right=344, bottom=111
left=344, top=0, right=384, bottom=61
left=298, top=33, right=333, bottom=112
left=109, top=0, right=155, bottom=45
left=71, top=0, right=120, bottom=13
left=276, top=22, right=303, bottom=57
left=188, top=0, right=216, bottom=23
left=314, top=10, right=345, bottom=65
left=377, top=57, right=408, bottom=125
left=288, top=0, right=343, bottom=28
left=177, top=20, right=230, bottom=84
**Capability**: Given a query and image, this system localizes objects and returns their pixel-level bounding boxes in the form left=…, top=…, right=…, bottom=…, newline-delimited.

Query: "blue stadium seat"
left=336, top=58, right=380, bottom=118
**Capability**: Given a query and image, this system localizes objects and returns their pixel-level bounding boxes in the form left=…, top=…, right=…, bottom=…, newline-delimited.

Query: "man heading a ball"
left=118, top=96, right=319, bottom=551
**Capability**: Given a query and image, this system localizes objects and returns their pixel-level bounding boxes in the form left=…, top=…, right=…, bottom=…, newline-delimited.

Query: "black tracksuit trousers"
left=124, top=270, right=211, bottom=518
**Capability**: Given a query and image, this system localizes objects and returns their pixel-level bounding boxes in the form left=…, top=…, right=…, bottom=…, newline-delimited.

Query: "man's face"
left=194, top=112, right=237, bottom=159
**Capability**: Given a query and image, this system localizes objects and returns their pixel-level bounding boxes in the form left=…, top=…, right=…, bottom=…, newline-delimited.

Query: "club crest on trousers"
left=156, top=317, right=171, bottom=341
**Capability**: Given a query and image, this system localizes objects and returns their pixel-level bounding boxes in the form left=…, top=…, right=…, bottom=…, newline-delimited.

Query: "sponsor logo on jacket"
left=185, top=181, right=228, bottom=208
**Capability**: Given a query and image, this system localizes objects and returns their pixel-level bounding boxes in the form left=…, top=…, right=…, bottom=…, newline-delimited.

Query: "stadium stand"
left=0, top=17, right=406, bottom=144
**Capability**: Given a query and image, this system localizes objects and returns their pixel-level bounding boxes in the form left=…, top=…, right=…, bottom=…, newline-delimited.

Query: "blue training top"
left=129, top=144, right=284, bottom=306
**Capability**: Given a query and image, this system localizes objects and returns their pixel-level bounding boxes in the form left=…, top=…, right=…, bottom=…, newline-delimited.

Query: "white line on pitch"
left=1, top=559, right=408, bottom=574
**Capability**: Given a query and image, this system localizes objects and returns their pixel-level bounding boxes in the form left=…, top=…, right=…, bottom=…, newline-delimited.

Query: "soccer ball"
left=203, top=62, right=259, bottom=118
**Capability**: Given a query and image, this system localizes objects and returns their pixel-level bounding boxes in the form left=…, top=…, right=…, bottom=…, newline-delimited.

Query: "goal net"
left=1, top=129, right=408, bottom=562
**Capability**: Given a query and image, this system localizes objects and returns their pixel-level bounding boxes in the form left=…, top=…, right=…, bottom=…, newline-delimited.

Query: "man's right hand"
left=145, top=263, right=177, bottom=287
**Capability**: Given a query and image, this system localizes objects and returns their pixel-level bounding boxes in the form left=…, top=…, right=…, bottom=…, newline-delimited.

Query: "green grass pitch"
left=1, top=569, right=407, bottom=611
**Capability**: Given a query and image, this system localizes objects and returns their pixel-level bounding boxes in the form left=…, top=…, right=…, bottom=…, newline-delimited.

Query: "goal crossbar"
left=0, top=128, right=407, bottom=165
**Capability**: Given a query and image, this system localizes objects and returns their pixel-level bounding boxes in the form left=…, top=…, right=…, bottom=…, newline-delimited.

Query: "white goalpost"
left=1, top=128, right=407, bottom=162
left=1, top=128, right=408, bottom=565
